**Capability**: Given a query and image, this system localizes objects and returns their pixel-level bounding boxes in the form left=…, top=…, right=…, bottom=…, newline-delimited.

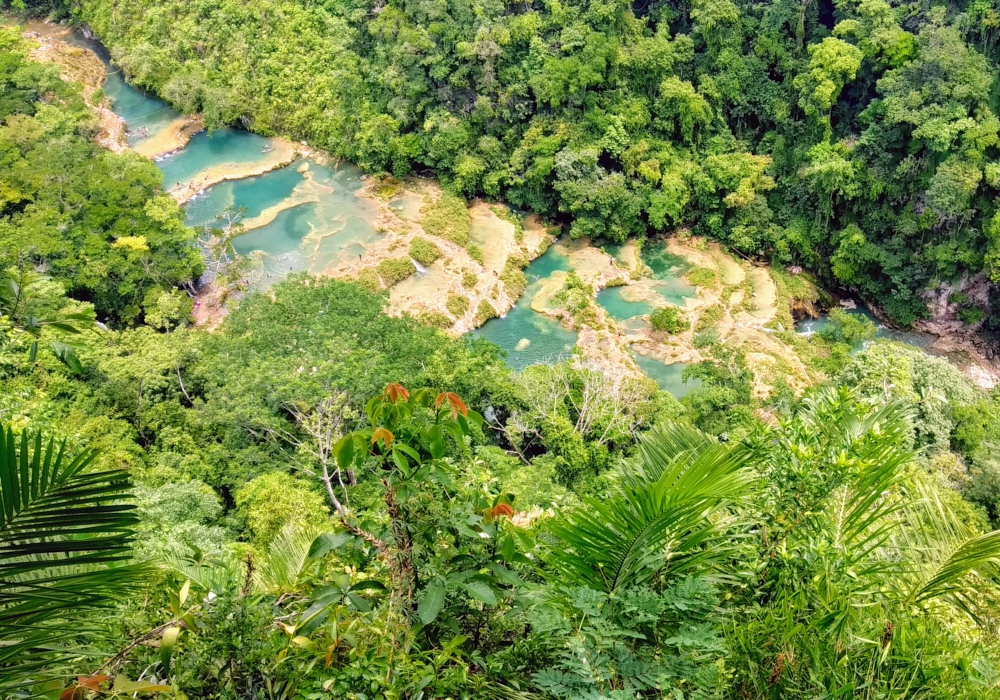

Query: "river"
left=66, top=28, right=959, bottom=397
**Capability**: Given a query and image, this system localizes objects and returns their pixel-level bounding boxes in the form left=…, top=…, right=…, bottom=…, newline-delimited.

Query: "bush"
left=356, top=268, right=381, bottom=292
left=416, top=310, right=452, bottom=328
left=958, top=306, right=985, bottom=325
left=409, top=237, right=442, bottom=266
left=234, top=472, right=328, bottom=547
left=475, top=300, right=498, bottom=324
left=421, top=192, right=471, bottom=246
left=686, top=267, right=717, bottom=288
left=376, top=257, right=416, bottom=286
left=500, top=258, right=528, bottom=298
left=818, top=308, right=877, bottom=345
left=650, top=306, right=687, bottom=333
left=447, top=294, right=470, bottom=317
left=462, top=270, right=478, bottom=288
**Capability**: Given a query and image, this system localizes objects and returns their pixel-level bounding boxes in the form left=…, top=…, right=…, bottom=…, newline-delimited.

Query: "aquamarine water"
left=63, top=33, right=181, bottom=143
left=596, top=286, right=654, bottom=321
left=641, top=244, right=697, bottom=306
left=474, top=245, right=577, bottom=370
left=158, top=130, right=278, bottom=189
left=630, top=353, right=701, bottom=398
left=185, top=165, right=305, bottom=229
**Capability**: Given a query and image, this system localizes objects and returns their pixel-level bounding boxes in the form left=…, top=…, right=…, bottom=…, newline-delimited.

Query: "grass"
left=467, top=243, right=484, bottom=265
left=376, top=258, right=416, bottom=286
left=462, top=270, right=478, bottom=288
left=409, top=237, right=442, bottom=266
left=695, top=305, right=724, bottom=332
left=447, top=294, right=470, bottom=317
left=421, top=192, right=471, bottom=246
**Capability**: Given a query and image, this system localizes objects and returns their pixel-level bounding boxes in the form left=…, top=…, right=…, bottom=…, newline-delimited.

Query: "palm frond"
left=545, top=422, right=750, bottom=594
left=0, top=423, right=144, bottom=690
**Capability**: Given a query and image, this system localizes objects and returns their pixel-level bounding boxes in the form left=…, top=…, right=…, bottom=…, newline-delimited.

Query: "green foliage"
left=818, top=308, right=878, bottom=345
left=356, top=267, right=381, bottom=292
left=0, top=422, right=143, bottom=691
left=408, top=237, right=442, bottom=266
left=421, top=192, right=471, bottom=247
left=499, top=256, right=528, bottom=298
left=415, top=310, right=452, bottom=329
left=474, top=299, right=498, bottom=325
left=467, top=243, right=485, bottom=265
left=686, top=266, right=717, bottom=288
left=446, top=294, right=470, bottom=318
left=235, top=472, right=328, bottom=548
left=649, top=305, right=687, bottom=333
left=67, top=0, right=1000, bottom=326
left=375, top=258, right=416, bottom=287
left=551, top=270, right=600, bottom=328
left=0, top=30, right=201, bottom=326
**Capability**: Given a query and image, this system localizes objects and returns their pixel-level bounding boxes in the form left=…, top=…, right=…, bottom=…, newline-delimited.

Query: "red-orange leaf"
left=371, top=427, right=394, bottom=449
left=78, top=676, right=108, bottom=691
left=384, top=383, right=410, bottom=403
left=491, top=503, right=515, bottom=519
left=435, top=392, right=468, bottom=419
left=59, top=687, right=82, bottom=700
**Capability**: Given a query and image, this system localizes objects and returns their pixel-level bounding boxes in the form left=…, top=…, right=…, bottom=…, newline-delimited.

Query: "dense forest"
left=4, top=0, right=1000, bottom=698
left=39, top=0, right=1000, bottom=326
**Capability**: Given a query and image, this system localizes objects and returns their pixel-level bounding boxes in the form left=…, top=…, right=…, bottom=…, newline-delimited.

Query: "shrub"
left=958, top=306, right=985, bottom=326
left=421, top=191, right=471, bottom=246
left=467, top=243, right=485, bottom=265
left=552, top=271, right=600, bottom=328
left=409, top=237, right=442, bottom=266
left=416, top=310, right=452, bottom=328
left=500, top=256, right=528, bottom=298
left=686, top=266, right=717, bottom=288
left=475, top=300, right=498, bottom=324
left=376, top=257, right=416, bottom=286
left=818, top=308, right=877, bottom=345
left=462, top=270, right=478, bottom=288
left=234, top=472, right=328, bottom=547
left=356, top=267, right=381, bottom=292
left=650, top=306, right=687, bottom=333
left=447, top=294, right=470, bottom=317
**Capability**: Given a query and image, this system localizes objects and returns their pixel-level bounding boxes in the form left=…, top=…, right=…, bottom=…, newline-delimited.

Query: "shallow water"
left=596, top=286, right=654, bottom=320
left=630, top=353, right=701, bottom=398
left=185, top=165, right=306, bottom=230
left=640, top=244, right=697, bottom=306
left=796, top=304, right=935, bottom=349
left=474, top=245, right=577, bottom=369
left=157, top=130, right=280, bottom=189
left=63, top=32, right=181, bottom=143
